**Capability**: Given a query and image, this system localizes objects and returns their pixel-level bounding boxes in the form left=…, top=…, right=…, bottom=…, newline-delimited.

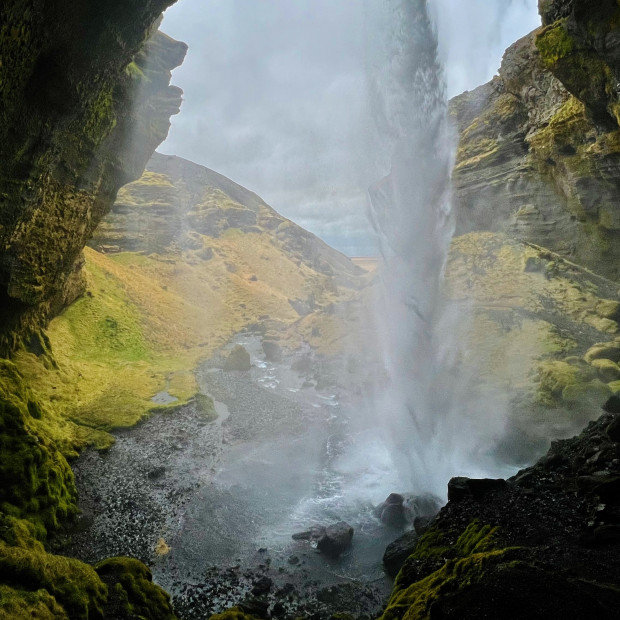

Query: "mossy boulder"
left=591, top=358, right=620, bottom=382
left=95, top=557, right=177, bottom=619
left=0, top=542, right=107, bottom=619
left=585, top=343, right=620, bottom=363
left=223, top=345, right=251, bottom=372
left=562, top=379, right=612, bottom=407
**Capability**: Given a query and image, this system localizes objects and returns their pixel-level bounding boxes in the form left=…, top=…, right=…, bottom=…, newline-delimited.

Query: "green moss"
left=562, top=379, right=612, bottom=405
left=381, top=522, right=510, bottom=620
left=536, top=20, right=575, bottom=68
left=591, top=358, right=620, bottom=382
left=536, top=360, right=597, bottom=406
left=0, top=544, right=107, bottom=620
left=95, top=557, right=177, bottom=620
left=0, top=360, right=76, bottom=536
left=0, top=584, right=66, bottom=619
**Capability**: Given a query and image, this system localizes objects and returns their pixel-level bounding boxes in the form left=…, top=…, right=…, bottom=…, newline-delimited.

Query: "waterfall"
left=365, top=0, right=505, bottom=496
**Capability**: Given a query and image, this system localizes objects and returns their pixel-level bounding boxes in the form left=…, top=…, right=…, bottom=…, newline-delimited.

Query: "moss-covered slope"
left=445, top=232, right=620, bottom=460
left=8, top=154, right=367, bottom=451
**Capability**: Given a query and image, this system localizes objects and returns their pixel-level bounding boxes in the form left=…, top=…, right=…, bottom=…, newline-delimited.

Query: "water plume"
left=366, top=0, right=509, bottom=496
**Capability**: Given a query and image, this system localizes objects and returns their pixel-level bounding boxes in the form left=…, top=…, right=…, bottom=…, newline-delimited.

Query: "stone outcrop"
left=451, top=0, right=620, bottom=281
left=380, top=408, right=620, bottom=619
left=0, top=1, right=186, bottom=355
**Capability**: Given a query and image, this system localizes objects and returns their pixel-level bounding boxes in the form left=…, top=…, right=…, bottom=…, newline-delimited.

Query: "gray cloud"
left=160, top=0, right=540, bottom=255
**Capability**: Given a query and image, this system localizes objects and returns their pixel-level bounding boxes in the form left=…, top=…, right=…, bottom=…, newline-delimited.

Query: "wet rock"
left=251, top=576, right=273, bottom=596
left=375, top=493, right=407, bottom=527
left=604, top=396, right=620, bottom=416
left=606, top=415, right=620, bottom=441
left=376, top=492, right=442, bottom=528
left=287, top=555, right=299, bottom=565
left=383, top=530, right=418, bottom=577
left=447, top=477, right=507, bottom=502
left=262, top=339, right=282, bottom=362
left=223, top=345, right=251, bottom=371
left=414, top=515, right=434, bottom=535
left=316, top=522, right=354, bottom=557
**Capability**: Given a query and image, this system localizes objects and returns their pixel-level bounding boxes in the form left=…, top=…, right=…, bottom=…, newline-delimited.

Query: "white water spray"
left=366, top=0, right=510, bottom=496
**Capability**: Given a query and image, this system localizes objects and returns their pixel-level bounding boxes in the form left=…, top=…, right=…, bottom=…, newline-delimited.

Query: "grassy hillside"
left=12, top=155, right=367, bottom=451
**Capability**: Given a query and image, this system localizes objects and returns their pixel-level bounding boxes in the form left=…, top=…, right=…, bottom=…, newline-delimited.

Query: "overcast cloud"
left=160, top=0, right=540, bottom=255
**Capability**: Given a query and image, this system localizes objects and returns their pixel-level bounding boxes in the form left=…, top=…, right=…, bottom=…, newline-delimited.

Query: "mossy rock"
left=591, top=359, right=620, bottom=383
left=584, top=343, right=620, bottom=363
left=536, top=360, right=597, bottom=406
left=608, top=380, right=620, bottom=394
left=0, top=543, right=107, bottom=619
left=380, top=522, right=509, bottom=620
left=597, top=300, right=620, bottom=321
left=95, top=557, right=177, bottom=620
left=562, top=379, right=612, bottom=407
left=0, top=360, right=76, bottom=535
left=223, top=345, right=251, bottom=372
left=0, top=584, right=66, bottom=619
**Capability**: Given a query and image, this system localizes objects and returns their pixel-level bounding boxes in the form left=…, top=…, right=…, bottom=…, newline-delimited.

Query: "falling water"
left=365, top=0, right=508, bottom=496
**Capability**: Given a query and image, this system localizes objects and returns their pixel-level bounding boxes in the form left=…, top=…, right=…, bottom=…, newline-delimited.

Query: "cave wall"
left=0, top=0, right=186, bottom=355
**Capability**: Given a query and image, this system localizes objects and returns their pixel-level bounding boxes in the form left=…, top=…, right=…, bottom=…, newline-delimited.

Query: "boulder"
left=591, top=359, right=620, bottom=383
left=223, top=345, right=251, bottom=371
left=376, top=492, right=443, bottom=527
left=606, top=414, right=620, bottom=441
left=316, top=522, right=354, bottom=557
left=376, top=493, right=407, bottom=527
left=262, top=339, right=282, bottom=362
left=585, top=344, right=620, bottom=364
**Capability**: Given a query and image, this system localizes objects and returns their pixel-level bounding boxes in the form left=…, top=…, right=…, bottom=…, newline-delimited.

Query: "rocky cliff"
left=0, top=2, right=188, bottom=617
left=451, top=0, right=620, bottom=281
left=0, top=0, right=186, bottom=355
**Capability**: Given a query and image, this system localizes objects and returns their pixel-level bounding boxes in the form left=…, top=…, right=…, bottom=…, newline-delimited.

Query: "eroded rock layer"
left=452, top=0, right=620, bottom=281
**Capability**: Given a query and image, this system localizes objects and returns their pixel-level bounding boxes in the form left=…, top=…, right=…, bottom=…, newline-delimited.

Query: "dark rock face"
left=383, top=530, right=418, bottom=577
left=447, top=477, right=507, bottom=502
left=0, top=0, right=186, bottom=354
left=380, top=411, right=620, bottom=618
left=451, top=1, right=620, bottom=282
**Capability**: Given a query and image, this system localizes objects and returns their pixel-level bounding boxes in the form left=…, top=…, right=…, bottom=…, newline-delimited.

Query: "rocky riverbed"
left=58, top=333, right=406, bottom=618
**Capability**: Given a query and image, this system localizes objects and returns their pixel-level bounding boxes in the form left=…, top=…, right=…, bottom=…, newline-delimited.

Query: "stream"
left=62, top=331, right=404, bottom=618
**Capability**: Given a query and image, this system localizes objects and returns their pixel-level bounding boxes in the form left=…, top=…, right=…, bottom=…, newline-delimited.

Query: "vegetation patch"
left=380, top=522, right=512, bottom=620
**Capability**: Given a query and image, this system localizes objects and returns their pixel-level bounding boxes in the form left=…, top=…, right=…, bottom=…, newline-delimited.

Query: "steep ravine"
left=2, top=0, right=620, bottom=618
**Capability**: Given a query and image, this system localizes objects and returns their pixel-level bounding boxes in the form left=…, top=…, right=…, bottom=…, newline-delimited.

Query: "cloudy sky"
left=160, top=0, right=540, bottom=255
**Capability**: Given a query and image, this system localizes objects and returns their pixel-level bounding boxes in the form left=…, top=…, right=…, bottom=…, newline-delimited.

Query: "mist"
left=160, top=0, right=540, bottom=256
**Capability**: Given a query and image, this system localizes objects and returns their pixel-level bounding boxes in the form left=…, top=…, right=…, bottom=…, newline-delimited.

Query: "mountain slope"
left=13, top=153, right=368, bottom=451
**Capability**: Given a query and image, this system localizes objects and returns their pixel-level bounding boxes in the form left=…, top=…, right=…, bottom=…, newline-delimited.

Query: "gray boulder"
left=316, top=522, right=354, bottom=557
